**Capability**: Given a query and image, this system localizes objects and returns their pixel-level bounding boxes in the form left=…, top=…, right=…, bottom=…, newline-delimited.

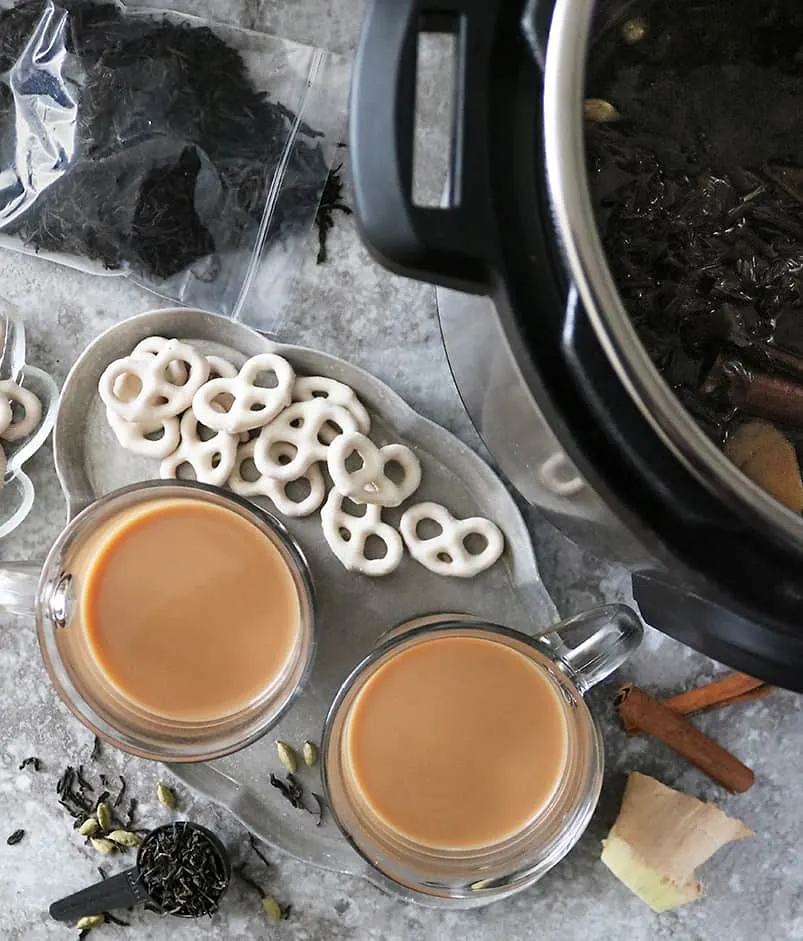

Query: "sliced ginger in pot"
left=726, top=420, right=803, bottom=512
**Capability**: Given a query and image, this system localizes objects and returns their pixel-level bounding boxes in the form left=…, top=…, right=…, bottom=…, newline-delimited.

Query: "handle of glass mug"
left=522, top=0, right=556, bottom=70
left=0, top=561, right=41, bottom=617
left=538, top=603, right=643, bottom=694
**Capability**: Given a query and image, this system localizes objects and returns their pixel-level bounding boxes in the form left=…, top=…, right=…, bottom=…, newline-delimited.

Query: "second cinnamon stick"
left=614, top=684, right=755, bottom=793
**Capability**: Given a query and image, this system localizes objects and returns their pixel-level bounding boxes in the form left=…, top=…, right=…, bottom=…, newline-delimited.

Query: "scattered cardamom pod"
left=96, top=801, right=112, bottom=832
left=90, top=837, right=118, bottom=855
left=77, top=914, right=105, bottom=930
left=157, top=782, right=177, bottom=810
left=262, top=895, right=284, bottom=922
left=78, top=818, right=100, bottom=837
left=302, top=741, right=318, bottom=767
left=107, top=829, right=142, bottom=848
left=276, top=741, right=297, bottom=774
left=584, top=98, right=620, bottom=123
left=621, top=16, right=648, bottom=44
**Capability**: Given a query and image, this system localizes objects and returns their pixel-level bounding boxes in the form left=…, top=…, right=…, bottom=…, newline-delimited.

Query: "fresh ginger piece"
left=601, top=772, right=752, bottom=913
left=725, top=420, right=803, bottom=512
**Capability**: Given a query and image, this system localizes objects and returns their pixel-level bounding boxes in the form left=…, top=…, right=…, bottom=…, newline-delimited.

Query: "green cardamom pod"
left=302, top=741, right=318, bottom=767
left=157, top=782, right=177, bottom=810
left=96, top=801, right=112, bottom=832
left=107, top=829, right=142, bottom=848
left=78, top=818, right=100, bottom=837
left=262, top=895, right=284, bottom=922
left=276, top=741, right=297, bottom=774
left=90, top=837, right=118, bottom=855
left=77, top=914, right=105, bottom=930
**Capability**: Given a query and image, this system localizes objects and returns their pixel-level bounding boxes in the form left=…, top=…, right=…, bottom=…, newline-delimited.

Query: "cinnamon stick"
left=622, top=673, right=774, bottom=734
left=614, top=685, right=755, bottom=793
left=663, top=673, right=767, bottom=717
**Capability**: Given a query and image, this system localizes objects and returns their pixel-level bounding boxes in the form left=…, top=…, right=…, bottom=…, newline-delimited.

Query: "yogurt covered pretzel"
left=228, top=439, right=326, bottom=518
left=100, top=339, right=209, bottom=423
left=399, top=502, right=504, bottom=578
left=192, top=353, right=295, bottom=435
left=321, top=489, right=404, bottom=576
left=293, top=376, right=370, bottom=443
left=0, top=380, right=43, bottom=442
left=106, top=408, right=180, bottom=460
left=160, top=408, right=237, bottom=486
left=253, top=398, right=359, bottom=483
left=327, top=432, right=421, bottom=507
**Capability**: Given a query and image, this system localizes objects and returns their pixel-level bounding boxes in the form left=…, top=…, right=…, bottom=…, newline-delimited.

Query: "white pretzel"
left=105, top=407, right=180, bottom=460
left=99, top=339, right=210, bottom=423
left=191, top=353, right=294, bottom=435
left=253, top=399, right=359, bottom=483
left=205, top=355, right=250, bottom=443
left=132, top=336, right=189, bottom=385
left=327, top=432, right=421, bottom=507
left=160, top=408, right=237, bottom=486
left=399, top=502, right=504, bottom=578
left=228, top=439, right=325, bottom=518
left=321, top=490, right=404, bottom=576
left=293, top=376, right=370, bottom=443
left=0, top=381, right=42, bottom=442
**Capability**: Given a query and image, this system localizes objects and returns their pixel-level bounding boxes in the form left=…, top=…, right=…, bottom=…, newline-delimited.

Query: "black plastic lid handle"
left=350, top=0, right=505, bottom=293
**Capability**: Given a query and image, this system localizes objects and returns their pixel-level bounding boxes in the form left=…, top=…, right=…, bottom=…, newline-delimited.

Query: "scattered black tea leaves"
left=76, top=765, right=94, bottom=793
left=78, top=930, right=90, bottom=941
left=315, top=164, right=351, bottom=264
left=90, top=736, right=102, bottom=762
left=137, top=823, right=228, bottom=917
left=102, top=911, right=130, bottom=927
left=99, top=774, right=108, bottom=788
left=125, top=797, right=138, bottom=829
left=248, top=833, right=272, bottom=870
left=19, top=756, right=41, bottom=771
left=114, top=775, right=127, bottom=808
left=97, top=867, right=108, bottom=881
left=269, top=772, right=323, bottom=824
left=6, top=828, right=25, bottom=845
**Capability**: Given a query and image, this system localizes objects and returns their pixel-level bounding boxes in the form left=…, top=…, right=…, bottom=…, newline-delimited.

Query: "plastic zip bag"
left=0, top=0, right=349, bottom=320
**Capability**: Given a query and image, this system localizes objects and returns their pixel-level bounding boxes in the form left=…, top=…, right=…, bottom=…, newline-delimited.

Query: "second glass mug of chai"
left=322, top=606, right=643, bottom=906
left=0, top=480, right=315, bottom=761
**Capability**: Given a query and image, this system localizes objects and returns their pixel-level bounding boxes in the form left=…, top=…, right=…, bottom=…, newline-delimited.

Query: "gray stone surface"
left=0, top=1, right=800, bottom=939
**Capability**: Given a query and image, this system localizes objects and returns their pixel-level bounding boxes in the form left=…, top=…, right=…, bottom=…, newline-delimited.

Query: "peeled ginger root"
left=726, top=420, right=803, bottom=512
left=601, top=772, right=752, bottom=913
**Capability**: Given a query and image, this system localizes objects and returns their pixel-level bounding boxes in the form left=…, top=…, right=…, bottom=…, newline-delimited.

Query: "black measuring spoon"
left=50, top=822, right=231, bottom=922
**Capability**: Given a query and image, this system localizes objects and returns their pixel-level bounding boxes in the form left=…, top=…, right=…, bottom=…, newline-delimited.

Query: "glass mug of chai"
left=0, top=481, right=315, bottom=761
left=322, top=607, right=643, bottom=906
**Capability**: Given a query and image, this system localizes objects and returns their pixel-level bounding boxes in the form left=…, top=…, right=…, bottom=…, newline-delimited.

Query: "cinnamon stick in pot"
left=614, top=685, right=755, bottom=793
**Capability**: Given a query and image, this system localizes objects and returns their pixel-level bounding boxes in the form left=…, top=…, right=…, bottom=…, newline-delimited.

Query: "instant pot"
left=350, top=0, right=803, bottom=689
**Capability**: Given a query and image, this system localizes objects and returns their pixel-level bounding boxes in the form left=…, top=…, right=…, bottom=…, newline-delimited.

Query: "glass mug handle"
left=537, top=604, right=643, bottom=694
left=0, top=561, right=41, bottom=617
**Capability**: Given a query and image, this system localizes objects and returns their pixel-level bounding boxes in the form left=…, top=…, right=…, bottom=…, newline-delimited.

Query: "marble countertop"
left=1, top=1, right=802, bottom=939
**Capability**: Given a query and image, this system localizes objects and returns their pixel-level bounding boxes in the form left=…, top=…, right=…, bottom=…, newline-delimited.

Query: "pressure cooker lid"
left=540, top=0, right=803, bottom=578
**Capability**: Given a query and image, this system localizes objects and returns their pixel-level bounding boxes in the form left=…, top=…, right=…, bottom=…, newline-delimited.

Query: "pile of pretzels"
left=99, top=337, right=504, bottom=578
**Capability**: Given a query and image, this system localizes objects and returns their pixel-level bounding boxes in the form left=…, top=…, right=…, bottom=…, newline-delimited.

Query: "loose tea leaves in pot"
left=585, top=0, right=803, bottom=507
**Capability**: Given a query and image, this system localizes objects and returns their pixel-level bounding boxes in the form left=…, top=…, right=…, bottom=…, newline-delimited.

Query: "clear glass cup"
left=0, top=480, right=315, bottom=762
left=322, top=606, right=642, bottom=906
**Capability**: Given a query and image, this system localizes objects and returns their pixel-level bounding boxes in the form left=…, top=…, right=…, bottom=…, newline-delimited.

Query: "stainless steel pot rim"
left=540, top=0, right=803, bottom=550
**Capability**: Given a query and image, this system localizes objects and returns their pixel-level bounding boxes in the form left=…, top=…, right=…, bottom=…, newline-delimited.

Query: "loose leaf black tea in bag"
left=0, top=0, right=348, bottom=318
